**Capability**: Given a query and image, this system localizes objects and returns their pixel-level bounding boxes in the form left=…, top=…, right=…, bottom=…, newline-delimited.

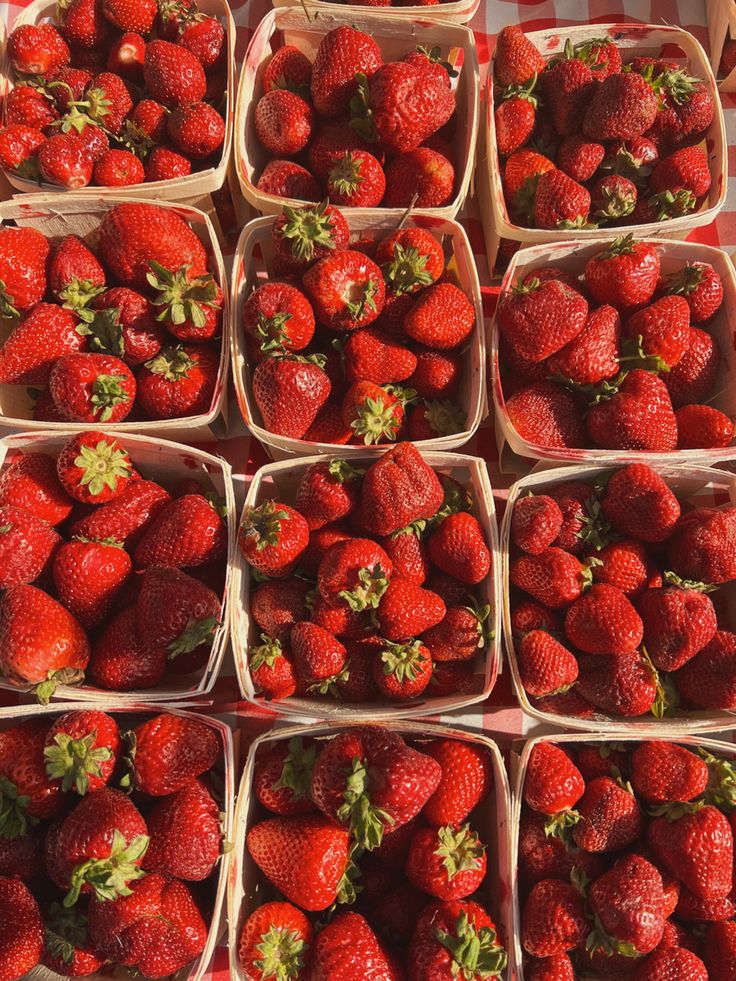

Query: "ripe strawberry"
left=0, top=226, right=49, bottom=318
left=59, top=0, right=111, bottom=48
left=524, top=742, right=584, bottom=817
left=512, top=494, right=564, bottom=555
left=136, top=566, right=220, bottom=662
left=253, top=355, right=331, bottom=439
left=343, top=327, right=417, bottom=386
left=526, top=955, right=575, bottom=981
left=251, top=578, right=310, bottom=645
left=588, top=854, right=666, bottom=956
left=410, top=898, right=507, bottom=979
left=512, top=600, right=560, bottom=636
left=420, top=739, right=491, bottom=828
left=0, top=877, right=43, bottom=978
left=372, top=638, right=433, bottom=699
left=0, top=504, right=61, bottom=588
left=38, top=133, right=94, bottom=188
left=49, top=352, right=135, bottom=423
left=426, top=512, right=491, bottom=585
left=557, top=133, right=605, bottom=182
left=421, top=603, right=488, bottom=661
left=666, top=261, right=723, bottom=323
left=317, top=538, right=392, bottom=613
left=0, top=720, right=65, bottom=834
left=406, top=822, right=486, bottom=901
left=264, top=45, right=312, bottom=94
left=675, top=631, right=736, bottom=710
left=52, top=539, right=131, bottom=630
left=126, top=97, right=168, bottom=144
left=676, top=404, right=734, bottom=449
left=130, top=713, right=218, bottom=796
left=178, top=12, right=225, bottom=69
left=56, top=432, right=135, bottom=505
left=583, top=71, right=659, bottom=140
left=521, top=879, right=588, bottom=957
left=93, top=148, right=144, bottom=186
left=650, top=146, right=712, bottom=199
left=70, top=479, right=170, bottom=544
left=601, top=463, right=681, bottom=543
left=326, top=149, right=386, bottom=207
left=541, top=54, right=596, bottom=137
left=498, top=277, right=588, bottom=363
left=407, top=399, right=465, bottom=440
left=495, top=85, right=537, bottom=157
left=303, top=251, right=385, bottom=332
left=591, top=173, right=638, bottom=220
left=97, top=202, right=207, bottom=291
left=47, top=235, right=105, bottom=313
left=78, top=71, right=133, bottom=134
left=8, top=23, right=69, bottom=74
left=143, top=778, right=220, bottom=881
left=255, top=89, right=312, bottom=157
left=243, top=283, right=314, bottom=358
left=625, top=294, right=691, bottom=369
left=548, top=304, right=621, bottom=385
left=494, top=25, right=545, bottom=87
left=704, top=922, right=736, bottom=980
left=511, top=547, right=591, bottom=608
left=632, top=947, right=708, bottom=981
left=106, top=31, right=146, bottom=81
left=6, top=85, right=59, bottom=130
left=572, top=775, right=642, bottom=852
left=0, top=453, right=72, bottom=526
left=147, top=262, right=223, bottom=344
left=592, top=539, right=658, bottom=597
left=402, top=283, right=474, bottom=351
left=575, top=744, right=629, bottom=782
left=649, top=804, right=733, bottom=900
left=137, top=343, right=218, bottom=419
left=0, top=303, right=82, bottom=385
left=143, top=39, right=206, bottom=108
left=667, top=506, right=736, bottom=584
left=291, top=621, right=347, bottom=691
left=576, top=650, right=659, bottom=717
left=341, top=380, right=405, bottom=444
left=42, top=710, right=119, bottom=800
left=239, top=500, right=308, bottom=577
left=377, top=578, right=445, bottom=640
left=310, top=911, right=403, bottom=979
left=310, top=26, right=383, bottom=117
left=254, top=737, right=317, bottom=816
left=631, top=741, right=708, bottom=804
left=145, top=145, right=191, bottom=181
left=585, top=234, right=660, bottom=309
left=533, top=169, right=591, bottom=229
left=376, top=227, right=444, bottom=296
left=357, top=442, right=443, bottom=536
left=272, top=201, right=349, bottom=272
left=0, top=123, right=46, bottom=178
left=518, top=631, right=579, bottom=698
left=88, top=287, right=165, bottom=366
left=564, top=583, right=643, bottom=655
left=639, top=585, right=717, bottom=671
left=238, top=901, right=313, bottom=978
left=503, top=148, right=556, bottom=216
left=247, top=814, right=350, bottom=910
left=42, top=901, right=106, bottom=976
left=88, top=873, right=206, bottom=975
left=586, top=369, right=678, bottom=451
left=295, top=460, right=362, bottom=531
left=249, top=634, right=297, bottom=699
left=0, top=585, right=89, bottom=696
left=257, top=159, right=321, bottom=200
left=382, top=147, right=455, bottom=208
left=102, top=0, right=155, bottom=32
left=134, top=493, right=226, bottom=570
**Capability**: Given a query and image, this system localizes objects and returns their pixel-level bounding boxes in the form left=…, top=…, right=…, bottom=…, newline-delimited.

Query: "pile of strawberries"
left=2, top=0, right=226, bottom=189
left=492, top=27, right=714, bottom=237
left=240, top=442, right=493, bottom=705
left=240, top=726, right=507, bottom=979
left=497, top=236, right=733, bottom=453
left=508, top=462, right=736, bottom=721
left=0, top=430, right=228, bottom=699
left=0, top=709, right=224, bottom=978
left=519, top=738, right=736, bottom=980
left=0, top=202, right=223, bottom=424
left=244, top=202, right=476, bottom=446
left=252, top=26, right=459, bottom=209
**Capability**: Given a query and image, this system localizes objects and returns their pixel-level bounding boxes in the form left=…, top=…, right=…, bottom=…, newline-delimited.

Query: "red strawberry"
left=106, top=31, right=146, bottom=81
left=377, top=579, right=445, bottom=640
left=337, top=636, right=381, bottom=702
left=410, top=898, right=507, bottom=979
left=421, top=603, right=489, bottom=662
left=676, top=404, right=734, bottom=449
left=511, top=547, right=591, bottom=608
left=134, top=493, right=226, bottom=570
left=88, top=606, right=163, bottom=691
left=511, top=600, right=560, bottom=636
left=649, top=804, right=733, bottom=900
left=624, top=295, right=691, bottom=369
left=521, top=878, right=588, bottom=957
left=291, top=621, right=347, bottom=691
left=0, top=877, right=43, bottom=978
left=666, top=262, right=723, bottom=323
left=137, top=343, right=219, bottom=419
left=403, top=283, right=474, bottom=351
left=52, top=539, right=131, bottom=630
left=526, top=955, right=575, bottom=981
left=523, top=742, right=584, bottom=817
left=343, top=326, right=417, bottom=384
left=575, top=744, right=629, bottom=782
left=503, top=148, right=556, bottom=214
left=406, top=822, right=486, bottom=901
left=667, top=506, right=736, bottom=584
left=8, top=23, right=69, bottom=74
left=632, top=947, right=708, bottom=981
left=59, top=0, right=110, bottom=48
left=238, top=901, right=313, bottom=979
left=249, top=634, right=297, bottom=700
left=255, top=89, right=312, bottom=157
left=253, top=355, right=331, bottom=439
left=585, top=234, right=660, bottom=310
left=583, top=71, right=659, bottom=140
left=47, top=235, right=105, bottom=312
left=130, top=714, right=219, bottom=796
left=675, top=631, right=736, bottom=710
left=564, top=583, right=643, bottom=655
left=89, top=287, right=166, bottom=366
left=650, top=146, right=711, bottom=199
left=257, top=159, right=320, bottom=200
left=0, top=235, right=46, bottom=318
left=592, top=539, right=659, bottom=597
left=263, top=45, right=312, bottom=94
left=495, top=85, right=537, bottom=157
left=586, top=369, right=678, bottom=451
left=147, top=263, right=223, bottom=344
left=557, top=133, right=605, bottom=182
left=382, top=147, right=455, bottom=208
left=542, top=56, right=596, bottom=137
left=664, top=328, right=720, bottom=407
left=376, top=228, right=444, bottom=297
left=56, top=432, right=135, bottom=506
left=498, top=278, right=588, bottom=363
left=358, top=442, right=443, bottom=536
left=178, top=12, right=225, bottom=69
left=494, top=25, right=545, bottom=87
left=143, top=39, right=206, bottom=108
left=577, top=651, right=660, bottom=717
left=303, top=250, right=385, bottom=332
left=588, top=854, right=666, bottom=956
left=239, top=501, right=308, bottom=578
left=317, top=538, right=392, bottom=611
left=70, top=478, right=170, bottom=544
left=0, top=505, right=61, bottom=589
left=533, top=169, right=591, bottom=229
left=88, top=873, right=206, bottom=975
left=426, top=512, right=491, bottom=585
left=271, top=201, right=349, bottom=271
left=43, top=709, right=119, bottom=798
left=145, top=145, right=191, bottom=181
left=136, top=566, right=220, bottom=660
left=49, top=352, right=135, bottom=423
left=295, top=460, right=362, bottom=530
left=93, top=148, right=144, bottom=186
left=143, top=778, right=220, bottom=881
left=341, top=380, right=405, bottom=445
left=512, top=494, right=564, bottom=555
left=243, top=282, right=315, bottom=356
left=42, top=901, right=105, bottom=976
left=309, top=911, right=402, bottom=979
left=0, top=303, right=82, bottom=385
left=372, top=638, right=433, bottom=699
left=422, top=739, right=491, bottom=827
left=704, top=922, right=736, bottom=981
left=247, top=814, right=350, bottom=911
left=506, top=381, right=585, bottom=449
left=518, top=631, right=579, bottom=698
left=102, top=0, right=155, bottom=33
left=591, top=173, right=638, bottom=220
left=251, top=578, right=310, bottom=643
left=253, top=737, right=317, bottom=816
left=639, top=586, right=717, bottom=671
left=0, top=720, right=65, bottom=833
left=631, top=741, right=708, bottom=804
left=310, top=27, right=382, bottom=117
left=6, top=85, right=59, bottom=130
left=38, top=133, right=94, bottom=188
left=572, top=775, right=642, bottom=852
left=547, top=304, right=621, bottom=385
left=0, top=124, right=46, bottom=179
left=601, top=464, right=681, bottom=543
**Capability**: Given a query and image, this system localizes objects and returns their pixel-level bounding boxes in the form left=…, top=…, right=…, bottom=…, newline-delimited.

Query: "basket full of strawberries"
left=235, top=8, right=479, bottom=218
left=229, top=721, right=511, bottom=981
left=0, top=0, right=233, bottom=197
left=0, top=429, right=234, bottom=705
left=0, top=704, right=233, bottom=981
left=230, top=442, right=500, bottom=718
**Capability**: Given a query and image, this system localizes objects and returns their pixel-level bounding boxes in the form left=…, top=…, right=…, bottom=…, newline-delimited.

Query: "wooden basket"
left=478, top=23, right=728, bottom=274
left=271, top=0, right=481, bottom=25
left=0, top=702, right=234, bottom=981
left=230, top=450, right=501, bottom=719
left=228, top=720, right=513, bottom=981
left=707, top=0, right=736, bottom=91
left=230, top=211, right=486, bottom=461
left=234, top=6, right=479, bottom=220
left=491, top=237, right=736, bottom=467
left=0, top=430, right=236, bottom=706
left=0, top=194, right=229, bottom=442
left=500, top=462, right=736, bottom=733
left=0, top=0, right=235, bottom=208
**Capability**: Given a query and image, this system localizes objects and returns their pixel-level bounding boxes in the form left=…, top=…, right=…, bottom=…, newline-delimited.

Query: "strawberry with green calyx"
left=372, top=638, right=433, bottom=700
left=327, top=150, right=386, bottom=208
left=44, top=710, right=120, bottom=796
left=587, top=853, right=666, bottom=958
left=253, top=353, right=331, bottom=439
left=254, top=737, right=318, bottom=816
left=665, top=261, right=723, bottom=323
left=341, top=380, right=410, bottom=445
left=136, top=566, right=220, bottom=658
left=318, top=538, right=393, bottom=612
left=238, top=901, right=313, bottom=980
left=56, top=432, right=135, bottom=505
left=422, top=601, right=492, bottom=663
left=406, top=823, right=487, bottom=901
left=291, top=621, right=347, bottom=694
left=409, top=399, right=466, bottom=441
left=585, top=368, right=678, bottom=452
left=43, top=901, right=105, bottom=976
left=635, top=187, right=697, bottom=223
left=700, top=749, right=736, bottom=811
left=249, top=634, right=297, bottom=700
left=239, top=500, right=309, bottom=578
left=295, top=459, right=363, bottom=531
left=495, top=76, right=538, bottom=157
left=146, top=260, right=220, bottom=338
left=137, top=342, right=218, bottom=419
left=49, top=352, right=136, bottom=424
left=381, top=242, right=437, bottom=296
left=272, top=200, right=349, bottom=269
left=413, top=901, right=508, bottom=979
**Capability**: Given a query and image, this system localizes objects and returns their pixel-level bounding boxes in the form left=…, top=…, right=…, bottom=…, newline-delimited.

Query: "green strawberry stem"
left=586, top=912, right=639, bottom=958
left=435, top=823, right=485, bottom=878
left=58, top=277, right=106, bottom=312
left=662, top=569, right=718, bottom=593
left=168, top=615, right=220, bottom=658
left=272, top=737, right=317, bottom=803
left=279, top=201, right=340, bottom=262
left=379, top=640, right=429, bottom=684
left=73, top=439, right=133, bottom=498
left=336, top=757, right=394, bottom=851
left=641, top=647, right=676, bottom=720
left=646, top=189, right=696, bottom=221
left=54, top=106, right=98, bottom=135
left=256, top=309, right=292, bottom=354
left=618, top=335, right=671, bottom=374
left=382, top=242, right=435, bottom=296
left=144, top=345, right=196, bottom=381
left=346, top=279, right=379, bottom=321
left=44, top=731, right=112, bottom=795
left=648, top=798, right=705, bottom=821
left=543, top=807, right=580, bottom=844
left=700, top=749, right=736, bottom=811
left=0, top=279, right=19, bottom=320
left=147, top=260, right=218, bottom=328
left=327, top=459, right=363, bottom=484
left=34, top=668, right=85, bottom=706
left=254, top=923, right=309, bottom=981
left=415, top=43, right=459, bottom=78
left=328, top=152, right=365, bottom=197
left=64, top=830, right=149, bottom=907
left=350, top=395, right=400, bottom=445
left=575, top=498, right=612, bottom=551
left=421, top=400, right=466, bottom=437
left=241, top=501, right=290, bottom=551
left=70, top=87, right=111, bottom=125
left=0, top=776, right=36, bottom=839
left=250, top=634, right=284, bottom=671
left=436, top=910, right=508, bottom=980
left=75, top=307, right=126, bottom=359
left=307, top=666, right=349, bottom=698
left=338, top=564, right=389, bottom=612
left=666, top=261, right=707, bottom=297
left=90, top=373, right=132, bottom=422
left=348, top=73, right=376, bottom=143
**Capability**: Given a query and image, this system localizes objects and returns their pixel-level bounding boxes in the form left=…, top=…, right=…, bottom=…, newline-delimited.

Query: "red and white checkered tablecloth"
left=2, top=0, right=736, bottom=974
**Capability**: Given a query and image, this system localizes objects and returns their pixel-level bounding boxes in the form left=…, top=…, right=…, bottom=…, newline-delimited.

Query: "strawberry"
left=498, top=277, right=588, bottom=363
left=406, top=823, right=486, bottom=901
left=78, top=71, right=133, bottom=134
left=102, top=0, right=156, bottom=33
left=592, top=539, right=658, bottom=597
left=667, top=506, right=736, bottom=584
left=548, top=304, right=621, bottom=385
left=243, top=282, right=315, bottom=357
left=52, top=539, right=131, bottom=630
left=632, top=947, right=708, bottom=980
left=136, top=566, right=220, bottom=659
left=521, top=879, right=588, bottom=957
left=676, top=404, right=734, bottom=449
left=600, top=464, right=680, bottom=544
left=326, top=149, right=386, bottom=207
left=542, top=482, right=597, bottom=553
left=238, top=901, right=313, bottom=979
left=136, top=343, right=218, bottom=419
left=0, top=454, right=71, bottom=526
left=310, top=726, right=441, bottom=848
left=585, top=235, right=660, bottom=310
left=59, top=0, right=111, bottom=48
left=264, top=45, right=312, bottom=94
left=649, top=804, right=733, bottom=900
left=592, top=173, right=638, bottom=220
left=247, top=814, right=350, bottom=911
left=251, top=578, right=310, bottom=644
left=0, top=720, right=64, bottom=833
left=310, top=27, right=383, bottom=117
left=675, top=631, right=736, bottom=710
left=253, top=354, right=331, bottom=439
left=382, top=147, right=455, bottom=208
left=0, top=505, right=61, bottom=589
left=70, top=479, right=170, bottom=544
left=512, top=600, right=560, bottom=636
left=272, top=201, right=349, bottom=271
left=0, top=124, right=46, bottom=178
left=106, top=31, right=146, bottom=81
left=178, top=12, right=225, bottom=69
left=526, top=955, right=574, bottom=981
left=511, top=547, right=591, bottom=608
left=6, top=85, right=59, bottom=130
left=42, top=901, right=106, bottom=976
left=421, top=603, right=488, bottom=661
left=56, top=432, right=135, bottom=506
left=523, top=742, right=584, bottom=816
left=575, top=744, right=629, bottom=781
left=295, top=460, right=362, bottom=531
left=88, top=873, right=206, bottom=975
left=93, top=148, right=144, bottom=186
left=402, top=283, right=474, bottom=351
left=357, top=442, right=443, bottom=536
left=639, top=586, right=717, bottom=672
left=376, top=228, right=444, bottom=296
left=377, top=579, right=445, bottom=639
left=372, top=638, right=433, bottom=699
left=97, top=202, right=207, bottom=292
left=257, top=160, right=321, bottom=200
left=42, top=711, right=118, bottom=800
left=337, top=636, right=381, bottom=701
left=631, top=741, right=708, bottom=804
left=542, top=55, right=596, bottom=137
left=533, top=169, right=592, bottom=229
left=572, top=775, right=642, bottom=852
left=310, top=911, right=403, bottom=979
left=249, top=633, right=297, bottom=699
left=129, top=713, right=219, bottom=796
left=564, top=583, right=643, bottom=655
left=343, top=327, right=417, bottom=385
left=495, top=84, right=537, bottom=157
left=89, top=287, right=165, bottom=366
left=650, top=146, right=711, bottom=198
left=0, top=303, right=82, bottom=385
left=341, top=380, right=405, bottom=444
left=38, top=133, right=94, bottom=188
left=88, top=615, right=161, bottom=689
left=666, top=261, right=723, bottom=323
left=512, top=494, right=564, bottom=555
left=317, top=537, right=392, bottom=610
left=576, top=650, right=659, bottom=717
left=255, top=89, right=312, bottom=157
left=0, top=585, right=89, bottom=697
left=134, top=493, right=226, bottom=569
left=624, top=294, right=691, bottom=369
left=239, top=500, right=308, bottom=578
left=147, top=262, right=223, bottom=344
left=494, top=25, right=545, bottom=87
left=586, top=369, right=678, bottom=451
left=421, top=739, right=491, bottom=827
left=410, top=898, right=506, bottom=979
left=126, top=97, right=168, bottom=143
left=143, top=778, right=220, bottom=881
left=408, top=399, right=465, bottom=440
left=254, top=737, right=317, bottom=816
left=145, top=145, right=191, bottom=180
left=704, top=922, right=736, bottom=980
left=47, top=235, right=105, bottom=312
left=303, top=251, right=385, bottom=332
left=583, top=70, right=659, bottom=140
left=557, top=133, right=605, bottom=182
left=143, top=39, right=206, bottom=108
left=503, top=148, right=556, bottom=215
left=291, top=621, right=347, bottom=691
left=8, top=23, right=69, bottom=74
left=49, top=352, right=136, bottom=423
left=518, top=631, right=579, bottom=698
left=426, top=512, right=491, bottom=585
left=0, top=877, right=43, bottom=978
left=588, top=854, right=666, bottom=956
